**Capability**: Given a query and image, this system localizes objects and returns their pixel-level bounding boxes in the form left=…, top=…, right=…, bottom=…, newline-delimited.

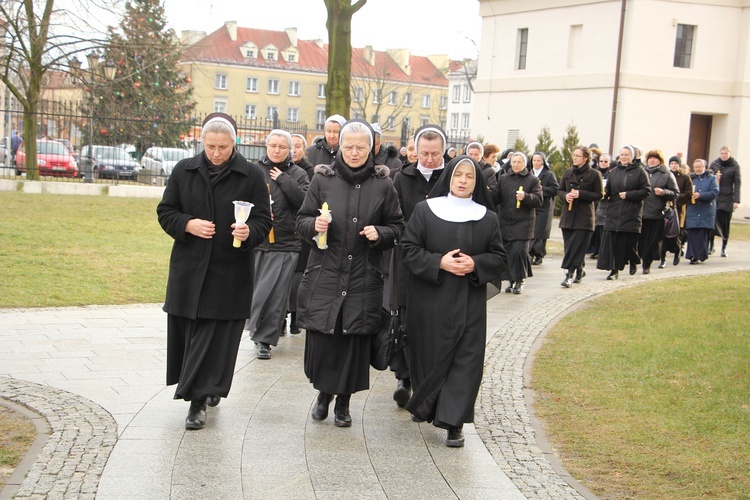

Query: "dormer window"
left=282, top=48, right=299, bottom=63
left=241, top=42, right=258, bottom=59
left=245, top=49, right=256, bottom=59
left=264, top=47, right=278, bottom=61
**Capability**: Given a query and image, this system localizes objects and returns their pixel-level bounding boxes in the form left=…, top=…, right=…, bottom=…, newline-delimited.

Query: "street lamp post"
left=68, top=52, right=116, bottom=183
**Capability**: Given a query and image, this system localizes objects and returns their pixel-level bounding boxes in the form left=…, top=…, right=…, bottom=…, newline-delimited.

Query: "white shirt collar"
left=426, top=193, right=487, bottom=223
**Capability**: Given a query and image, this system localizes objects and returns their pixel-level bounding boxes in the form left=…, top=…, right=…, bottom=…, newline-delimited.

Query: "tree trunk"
left=324, top=0, right=366, bottom=118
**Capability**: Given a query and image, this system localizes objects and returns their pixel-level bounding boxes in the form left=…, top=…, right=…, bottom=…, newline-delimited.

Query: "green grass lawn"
left=0, top=191, right=171, bottom=307
left=533, top=272, right=750, bottom=498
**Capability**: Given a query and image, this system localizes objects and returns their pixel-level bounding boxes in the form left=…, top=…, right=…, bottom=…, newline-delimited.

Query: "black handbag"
left=663, top=205, right=680, bottom=238
left=370, top=308, right=403, bottom=371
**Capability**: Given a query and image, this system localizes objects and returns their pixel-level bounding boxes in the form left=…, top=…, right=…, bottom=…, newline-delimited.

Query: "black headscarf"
left=427, top=155, right=495, bottom=212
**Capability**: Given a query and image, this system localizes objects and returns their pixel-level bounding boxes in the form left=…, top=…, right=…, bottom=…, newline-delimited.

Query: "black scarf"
left=334, top=150, right=375, bottom=185
left=204, top=149, right=237, bottom=184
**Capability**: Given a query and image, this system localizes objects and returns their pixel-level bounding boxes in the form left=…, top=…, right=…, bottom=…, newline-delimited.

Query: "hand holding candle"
left=314, top=202, right=332, bottom=250
left=232, top=200, right=254, bottom=248
left=267, top=184, right=275, bottom=244
left=516, top=186, right=524, bottom=208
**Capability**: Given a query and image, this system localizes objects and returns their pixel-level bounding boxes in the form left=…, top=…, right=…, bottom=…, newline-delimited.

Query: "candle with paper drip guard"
left=267, top=184, right=275, bottom=243
left=516, top=186, right=523, bottom=208
left=232, top=200, right=254, bottom=248
left=314, top=202, right=332, bottom=250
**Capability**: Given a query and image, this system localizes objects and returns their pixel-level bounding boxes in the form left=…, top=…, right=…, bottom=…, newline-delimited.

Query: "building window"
left=388, top=91, right=397, bottom=105
left=287, top=108, right=299, bottom=122
left=215, top=74, right=227, bottom=90
left=421, top=94, right=431, bottom=108
left=268, top=79, right=279, bottom=94
left=439, top=95, right=448, bottom=109
left=318, top=83, right=326, bottom=98
left=674, top=24, right=695, bottom=68
left=246, top=77, right=258, bottom=92
left=245, top=49, right=256, bottom=59
left=373, top=89, right=381, bottom=104
left=386, top=116, right=395, bottom=130
left=287, top=53, right=296, bottom=62
left=266, top=106, right=278, bottom=120
left=517, top=28, right=528, bottom=70
left=403, top=117, right=411, bottom=131
left=420, top=116, right=429, bottom=127
left=451, top=113, right=459, bottom=130
left=316, top=109, right=326, bottom=130
left=288, top=81, right=300, bottom=96
left=353, top=87, right=363, bottom=102
left=452, top=85, right=461, bottom=103
left=213, top=100, right=227, bottom=113
left=463, top=85, right=471, bottom=103
left=266, top=48, right=277, bottom=61
left=245, top=104, right=256, bottom=119
left=461, top=113, right=470, bottom=130
left=404, top=92, right=412, bottom=106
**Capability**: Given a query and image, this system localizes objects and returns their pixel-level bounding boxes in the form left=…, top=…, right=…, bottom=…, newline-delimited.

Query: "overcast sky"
left=161, top=0, right=482, bottom=60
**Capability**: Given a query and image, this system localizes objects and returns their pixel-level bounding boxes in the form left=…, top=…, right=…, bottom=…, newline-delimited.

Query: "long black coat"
left=296, top=160, right=404, bottom=335
left=533, top=167, right=559, bottom=239
left=709, top=157, right=741, bottom=212
left=305, top=137, right=338, bottom=168
left=157, top=152, right=272, bottom=320
left=558, top=163, right=603, bottom=231
left=496, top=168, right=543, bottom=240
left=603, top=162, right=651, bottom=233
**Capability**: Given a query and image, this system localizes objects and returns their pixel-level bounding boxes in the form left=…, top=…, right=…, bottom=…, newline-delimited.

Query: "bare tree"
left=351, top=62, right=415, bottom=131
left=323, top=0, right=366, bottom=117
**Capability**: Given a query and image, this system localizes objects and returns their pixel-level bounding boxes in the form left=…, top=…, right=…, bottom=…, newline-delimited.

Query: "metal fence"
left=0, top=102, right=308, bottom=186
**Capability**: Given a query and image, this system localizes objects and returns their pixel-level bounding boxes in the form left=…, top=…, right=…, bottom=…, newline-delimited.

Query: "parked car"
left=79, top=145, right=140, bottom=180
left=15, top=139, right=79, bottom=177
left=139, top=146, right=191, bottom=181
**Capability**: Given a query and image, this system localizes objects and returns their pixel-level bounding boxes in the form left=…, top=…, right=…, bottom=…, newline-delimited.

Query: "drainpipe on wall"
left=609, top=0, right=627, bottom=154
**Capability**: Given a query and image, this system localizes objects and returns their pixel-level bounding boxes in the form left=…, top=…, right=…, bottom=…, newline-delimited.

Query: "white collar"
left=416, top=162, right=444, bottom=180
left=426, top=194, right=487, bottom=223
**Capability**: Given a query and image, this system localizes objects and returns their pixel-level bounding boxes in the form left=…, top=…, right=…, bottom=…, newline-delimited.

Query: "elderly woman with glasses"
left=245, top=130, right=310, bottom=359
left=296, top=119, right=404, bottom=428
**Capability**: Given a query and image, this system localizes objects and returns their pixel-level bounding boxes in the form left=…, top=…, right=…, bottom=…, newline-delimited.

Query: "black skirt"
left=304, top=315, right=371, bottom=395
left=686, top=228, right=711, bottom=261
left=501, top=239, right=532, bottom=282
left=167, top=315, right=244, bottom=401
left=561, top=229, right=592, bottom=271
left=596, top=229, right=615, bottom=271
left=639, top=218, right=664, bottom=267
left=610, top=231, right=640, bottom=271
left=714, top=210, right=732, bottom=244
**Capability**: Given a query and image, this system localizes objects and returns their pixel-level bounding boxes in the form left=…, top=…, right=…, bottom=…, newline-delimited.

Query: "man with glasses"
left=246, top=129, right=310, bottom=359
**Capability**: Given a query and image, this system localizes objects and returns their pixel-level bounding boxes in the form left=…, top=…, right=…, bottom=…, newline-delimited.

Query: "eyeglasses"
left=342, top=145, right=369, bottom=154
left=267, top=144, right=290, bottom=150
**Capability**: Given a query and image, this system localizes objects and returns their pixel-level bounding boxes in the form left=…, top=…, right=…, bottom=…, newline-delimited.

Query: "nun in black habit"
left=400, top=156, right=507, bottom=447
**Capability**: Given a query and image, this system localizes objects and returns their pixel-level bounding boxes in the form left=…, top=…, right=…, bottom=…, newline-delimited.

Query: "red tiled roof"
left=181, top=25, right=447, bottom=85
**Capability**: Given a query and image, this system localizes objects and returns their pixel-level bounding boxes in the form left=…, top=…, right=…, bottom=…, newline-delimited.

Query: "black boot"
left=185, top=398, right=207, bottom=430
left=658, top=258, right=666, bottom=269
left=334, top=394, right=352, bottom=427
left=573, top=267, right=586, bottom=283
left=206, top=395, right=220, bottom=407
left=289, top=312, right=300, bottom=334
left=446, top=425, right=465, bottom=447
left=512, top=280, right=524, bottom=294
left=311, top=392, right=333, bottom=421
left=393, top=378, right=411, bottom=407
left=504, top=281, right=514, bottom=293
left=629, top=262, right=637, bottom=275
left=561, top=272, right=573, bottom=288
left=606, top=270, right=619, bottom=280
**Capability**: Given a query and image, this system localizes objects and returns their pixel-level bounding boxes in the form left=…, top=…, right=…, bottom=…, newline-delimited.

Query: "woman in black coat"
left=590, top=153, right=612, bottom=261
left=529, top=152, right=559, bottom=265
left=660, top=156, right=693, bottom=267
left=157, top=113, right=272, bottom=430
left=639, top=149, right=678, bottom=273
left=496, top=152, right=543, bottom=294
left=597, top=145, right=651, bottom=279
left=305, top=114, right=346, bottom=167
left=709, top=146, right=742, bottom=257
left=296, top=120, right=404, bottom=427
left=401, top=156, right=506, bottom=447
left=558, top=146, right=603, bottom=287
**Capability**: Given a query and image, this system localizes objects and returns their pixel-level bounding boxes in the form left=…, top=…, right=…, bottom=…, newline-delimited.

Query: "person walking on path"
left=558, top=145, right=603, bottom=287
left=157, top=113, right=272, bottom=430
left=660, top=156, right=693, bottom=267
left=245, top=130, right=310, bottom=359
left=686, top=159, right=720, bottom=264
left=597, top=145, right=650, bottom=280
left=305, top=114, right=346, bottom=167
left=639, top=149, right=679, bottom=274
left=708, top=146, right=741, bottom=257
left=401, top=155, right=506, bottom=447
left=296, top=119, right=404, bottom=428
left=529, top=151, right=559, bottom=266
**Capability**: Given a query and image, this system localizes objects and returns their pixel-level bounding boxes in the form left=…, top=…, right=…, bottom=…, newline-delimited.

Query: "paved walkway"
left=1, top=234, right=748, bottom=499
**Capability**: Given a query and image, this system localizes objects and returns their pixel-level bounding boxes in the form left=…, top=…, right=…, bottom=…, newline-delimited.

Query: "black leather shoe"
left=206, top=395, right=220, bottom=407
left=673, top=254, right=680, bottom=266
left=289, top=312, right=301, bottom=334
left=446, top=425, right=465, bottom=447
left=512, top=280, right=524, bottom=294
left=311, top=392, right=332, bottom=421
left=410, top=414, right=425, bottom=423
left=721, top=249, right=727, bottom=257
left=531, top=256, right=543, bottom=265
left=629, top=262, right=637, bottom=275
left=606, top=271, right=619, bottom=280
left=393, top=379, right=411, bottom=407
left=185, top=399, right=207, bottom=430
left=333, top=395, right=352, bottom=427
left=573, top=268, right=586, bottom=284
left=504, top=282, right=514, bottom=293
left=280, top=318, right=287, bottom=337
left=561, top=273, right=573, bottom=288
left=643, top=266, right=650, bottom=275
left=658, top=259, right=666, bottom=269
left=590, top=253, right=598, bottom=259
left=257, top=343, right=271, bottom=360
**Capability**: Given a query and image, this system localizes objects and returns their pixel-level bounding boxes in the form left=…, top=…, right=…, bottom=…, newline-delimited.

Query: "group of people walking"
left=156, top=112, right=740, bottom=449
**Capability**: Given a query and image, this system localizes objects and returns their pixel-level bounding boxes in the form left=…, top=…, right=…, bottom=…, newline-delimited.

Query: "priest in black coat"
left=401, top=156, right=506, bottom=448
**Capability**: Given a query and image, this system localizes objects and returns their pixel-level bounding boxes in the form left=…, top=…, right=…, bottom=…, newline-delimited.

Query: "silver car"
left=140, top=147, right=191, bottom=184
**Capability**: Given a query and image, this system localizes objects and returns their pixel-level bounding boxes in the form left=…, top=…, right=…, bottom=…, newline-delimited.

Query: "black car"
left=79, top=145, right=140, bottom=180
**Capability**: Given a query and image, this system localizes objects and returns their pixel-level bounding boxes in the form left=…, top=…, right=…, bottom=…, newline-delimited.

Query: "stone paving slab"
left=0, top=238, right=748, bottom=499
